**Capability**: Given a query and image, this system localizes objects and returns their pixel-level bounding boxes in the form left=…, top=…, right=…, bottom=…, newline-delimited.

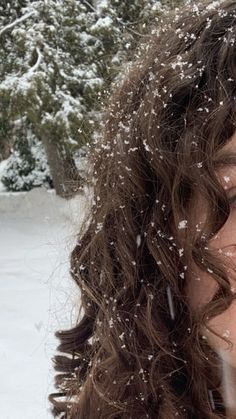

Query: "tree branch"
left=0, top=11, right=37, bottom=37
left=28, top=47, right=42, bottom=76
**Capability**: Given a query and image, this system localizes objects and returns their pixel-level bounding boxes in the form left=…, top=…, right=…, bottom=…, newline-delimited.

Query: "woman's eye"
left=229, top=194, right=236, bottom=208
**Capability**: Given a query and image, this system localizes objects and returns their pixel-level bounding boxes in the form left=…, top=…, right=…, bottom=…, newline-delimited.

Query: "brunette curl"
left=49, top=0, right=236, bottom=417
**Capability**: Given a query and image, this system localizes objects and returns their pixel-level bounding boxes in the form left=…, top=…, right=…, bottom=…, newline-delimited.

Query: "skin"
left=185, top=131, right=236, bottom=418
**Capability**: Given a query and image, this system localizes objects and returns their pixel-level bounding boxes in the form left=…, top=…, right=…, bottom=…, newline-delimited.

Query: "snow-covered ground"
left=0, top=186, right=91, bottom=418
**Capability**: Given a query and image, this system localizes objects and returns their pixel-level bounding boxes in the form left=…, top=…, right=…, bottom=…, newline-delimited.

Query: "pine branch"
left=28, top=47, right=42, bottom=76
left=0, top=11, right=37, bottom=37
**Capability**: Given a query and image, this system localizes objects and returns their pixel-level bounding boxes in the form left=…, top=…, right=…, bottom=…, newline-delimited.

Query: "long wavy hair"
left=49, top=0, right=236, bottom=417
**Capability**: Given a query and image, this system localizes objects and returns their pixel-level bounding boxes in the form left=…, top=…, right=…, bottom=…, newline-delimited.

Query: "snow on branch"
left=0, top=11, right=37, bottom=37
left=28, top=47, right=43, bottom=76
left=0, top=46, right=43, bottom=94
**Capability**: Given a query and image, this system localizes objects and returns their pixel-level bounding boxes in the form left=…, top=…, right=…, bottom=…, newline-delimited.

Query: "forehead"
left=213, top=130, right=236, bottom=188
left=219, top=130, right=236, bottom=156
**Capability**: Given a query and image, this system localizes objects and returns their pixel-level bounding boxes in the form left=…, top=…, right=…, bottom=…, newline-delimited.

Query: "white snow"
left=0, top=11, right=37, bottom=37
left=178, top=219, right=188, bottom=229
left=90, top=16, right=113, bottom=31
left=0, top=186, right=91, bottom=418
left=0, top=159, right=8, bottom=192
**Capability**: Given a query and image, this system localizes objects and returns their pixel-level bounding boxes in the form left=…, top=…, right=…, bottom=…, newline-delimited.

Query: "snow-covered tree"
left=0, top=0, right=101, bottom=197
left=0, top=0, right=28, bottom=160
left=0, top=0, right=183, bottom=196
left=89, top=0, right=165, bottom=93
left=1, top=121, right=52, bottom=192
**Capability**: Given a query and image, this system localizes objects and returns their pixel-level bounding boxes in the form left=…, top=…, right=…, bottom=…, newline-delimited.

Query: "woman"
left=49, top=0, right=236, bottom=417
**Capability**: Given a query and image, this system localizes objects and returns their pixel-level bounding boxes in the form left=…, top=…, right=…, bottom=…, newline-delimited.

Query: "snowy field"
left=0, top=186, right=90, bottom=418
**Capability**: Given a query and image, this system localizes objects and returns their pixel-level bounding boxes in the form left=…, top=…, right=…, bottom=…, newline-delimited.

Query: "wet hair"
left=49, top=0, right=236, bottom=417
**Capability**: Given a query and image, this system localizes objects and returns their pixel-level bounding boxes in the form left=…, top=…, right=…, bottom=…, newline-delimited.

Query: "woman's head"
left=186, top=129, right=236, bottom=354
left=49, top=0, right=236, bottom=417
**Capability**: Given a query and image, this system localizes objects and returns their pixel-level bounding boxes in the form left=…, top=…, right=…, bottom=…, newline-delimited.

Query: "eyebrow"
left=213, top=150, right=236, bottom=168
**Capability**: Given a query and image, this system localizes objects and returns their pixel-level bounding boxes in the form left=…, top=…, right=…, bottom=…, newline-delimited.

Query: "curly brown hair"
left=48, top=0, right=236, bottom=417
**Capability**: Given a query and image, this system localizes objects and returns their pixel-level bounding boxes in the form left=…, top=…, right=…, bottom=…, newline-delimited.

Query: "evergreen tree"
left=0, top=0, right=184, bottom=196
left=0, top=0, right=28, bottom=160
left=90, top=0, right=170, bottom=87
left=1, top=121, right=52, bottom=192
left=0, top=0, right=101, bottom=197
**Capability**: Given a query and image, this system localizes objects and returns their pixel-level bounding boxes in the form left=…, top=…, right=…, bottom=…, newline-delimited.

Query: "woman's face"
left=185, top=131, right=236, bottom=368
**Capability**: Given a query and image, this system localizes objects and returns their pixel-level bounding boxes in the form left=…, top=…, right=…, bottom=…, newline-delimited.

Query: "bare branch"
left=28, top=47, right=43, bottom=76
left=0, top=11, right=37, bottom=37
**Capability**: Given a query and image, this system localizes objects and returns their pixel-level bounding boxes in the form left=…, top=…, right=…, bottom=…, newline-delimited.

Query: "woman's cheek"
left=186, top=243, right=236, bottom=366
left=202, top=244, right=236, bottom=368
left=185, top=198, right=236, bottom=363
left=185, top=266, right=219, bottom=312
left=203, top=300, right=236, bottom=368
left=211, top=212, right=236, bottom=251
